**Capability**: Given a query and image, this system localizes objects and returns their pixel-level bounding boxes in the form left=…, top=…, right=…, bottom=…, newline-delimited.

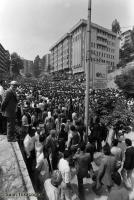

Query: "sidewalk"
left=0, top=135, right=37, bottom=200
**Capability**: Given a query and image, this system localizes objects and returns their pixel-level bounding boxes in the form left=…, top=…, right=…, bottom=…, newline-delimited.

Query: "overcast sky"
left=0, top=0, right=134, bottom=60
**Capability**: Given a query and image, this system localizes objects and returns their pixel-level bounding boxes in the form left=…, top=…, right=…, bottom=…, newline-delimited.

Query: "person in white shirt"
left=21, top=108, right=29, bottom=138
left=35, top=129, right=45, bottom=162
left=23, top=126, right=36, bottom=158
left=0, top=80, right=4, bottom=102
left=58, top=150, right=72, bottom=200
left=44, top=170, right=62, bottom=200
left=36, top=145, right=50, bottom=185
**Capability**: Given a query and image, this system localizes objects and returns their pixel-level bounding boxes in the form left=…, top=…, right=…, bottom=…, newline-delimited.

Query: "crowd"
left=0, top=75, right=134, bottom=200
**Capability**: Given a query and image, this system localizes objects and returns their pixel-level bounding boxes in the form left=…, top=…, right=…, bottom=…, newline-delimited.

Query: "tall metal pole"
left=85, top=0, right=92, bottom=143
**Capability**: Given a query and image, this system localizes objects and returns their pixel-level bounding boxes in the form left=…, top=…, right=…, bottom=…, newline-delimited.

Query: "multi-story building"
left=45, top=54, right=50, bottom=72
left=49, top=33, right=71, bottom=73
left=41, top=54, right=51, bottom=72
left=49, top=19, right=119, bottom=74
left=120, top=30, right=132, bottom=49
left=21, top=59, right=33, bottom=75
left=0, top=43, right=10, bottom=80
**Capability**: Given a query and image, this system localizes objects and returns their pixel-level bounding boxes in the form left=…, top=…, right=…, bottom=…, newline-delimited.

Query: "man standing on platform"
left=1, top=81, right=18, bottom=142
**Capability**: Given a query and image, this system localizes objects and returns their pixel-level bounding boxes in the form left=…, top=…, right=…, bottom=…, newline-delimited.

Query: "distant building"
left=120, top=30, right=132, bottom=49
left=0, top=43, right=10, bottom=80
left=45, top=54, right=50, bottom=72
left=49, top=19, right=119, bottom=74
left=21, top=59, right=33, bottom=75
left=49, top=33, right=71, bottom=73
left=41, top=54, right=50, bottom=72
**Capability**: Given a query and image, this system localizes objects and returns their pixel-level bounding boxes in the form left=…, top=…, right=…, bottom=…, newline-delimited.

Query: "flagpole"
left=85, top=0, right=92, bottom=143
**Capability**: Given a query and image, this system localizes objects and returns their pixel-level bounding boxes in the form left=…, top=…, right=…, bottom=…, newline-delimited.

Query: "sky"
left=0, top=0, right=134, bottom=60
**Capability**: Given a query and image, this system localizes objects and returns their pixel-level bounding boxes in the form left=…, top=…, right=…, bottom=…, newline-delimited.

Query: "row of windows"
left=97, top=28, right=116, bottom=40
left=91, top=43, right=115, bottom=53
left=91, top=50, right=115, bottom=59
left=97, top=36, right=107, bottom=43
left=96, top=44, right=115, bottom=53
left=97, top=37, right=115, bottom=47
left=91, top=57, right=114, bottom=66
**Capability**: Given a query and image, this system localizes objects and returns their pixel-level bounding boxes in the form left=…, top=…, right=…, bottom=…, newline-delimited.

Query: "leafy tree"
left=10, top=52, right=23, bottom=75
left=112, top=19, right=121, bottom=34
left=119, top=42, right=134, bottom=68
left=115, top=68, right=134, bottom=98
left=89, top=90, right=133, bottom=127
left=33, top=55, right=41, bottom=78
left=131, top=26, right=134, bottom=47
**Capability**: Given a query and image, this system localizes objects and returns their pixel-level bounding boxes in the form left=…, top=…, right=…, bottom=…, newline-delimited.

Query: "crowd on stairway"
left=1, top=76, right=134, bottom=200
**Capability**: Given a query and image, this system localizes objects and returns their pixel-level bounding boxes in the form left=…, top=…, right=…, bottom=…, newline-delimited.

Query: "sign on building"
left=93, top=63, right=107, bottom=89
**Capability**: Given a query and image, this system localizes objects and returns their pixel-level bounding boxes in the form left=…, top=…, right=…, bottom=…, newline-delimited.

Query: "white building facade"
left=49, top=19, right=119, bottom=74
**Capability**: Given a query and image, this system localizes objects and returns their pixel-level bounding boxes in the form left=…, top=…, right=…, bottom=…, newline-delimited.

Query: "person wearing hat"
left=1, top=81, right=19, bottom=142
left=44, top=170, right=62, bottom=200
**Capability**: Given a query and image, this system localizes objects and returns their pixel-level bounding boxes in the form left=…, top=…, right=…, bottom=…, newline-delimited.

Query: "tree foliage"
left=90, top=90, right=134, bottom=127
left=112, top=19, right=121, bottom=34
left=118, top=43, right=134, bottom=69
left=11, top=52, right=23, bottom=75
left=115, top=68, right=134, bottom=98
left=131, top=26, right=134, bottom=46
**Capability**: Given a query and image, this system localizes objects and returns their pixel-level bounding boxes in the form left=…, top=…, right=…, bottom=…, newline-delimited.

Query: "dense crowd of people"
left=0, top=75, right=134, bottom=200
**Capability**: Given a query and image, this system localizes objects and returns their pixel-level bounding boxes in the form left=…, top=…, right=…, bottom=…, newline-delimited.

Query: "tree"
left=10, top=52, right=23, bottom=75
left=115, top=68, right=134, bottom=98
left=131, top=26, right=134, bottom=47
left=89, top=89, right=134, bottom=127
left=112, top=19, right=121, bottom=34
left=33, top=55, right=41, bottom=78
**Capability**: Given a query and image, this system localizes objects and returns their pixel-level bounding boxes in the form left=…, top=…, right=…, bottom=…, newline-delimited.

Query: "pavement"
left=1, top=132, right=134, bottom=200
left=0, top=135, right=37, bottom=200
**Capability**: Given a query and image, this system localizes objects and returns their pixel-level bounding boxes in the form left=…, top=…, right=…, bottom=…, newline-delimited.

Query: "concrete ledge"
left=12, top=142, right=38, bottom=200
left=0, top=135, right=38, bottom=200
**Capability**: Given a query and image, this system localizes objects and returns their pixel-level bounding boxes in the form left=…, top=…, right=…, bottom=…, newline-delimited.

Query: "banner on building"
left=93, top=63, right=107, bottom=89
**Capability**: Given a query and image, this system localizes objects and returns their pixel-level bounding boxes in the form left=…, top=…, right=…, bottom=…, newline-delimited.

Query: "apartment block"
left=49, top=19, right=119, bottom=74
left=0, top=43, right=10, bottom=80
left=49, top=33, right=71, bottom=72
left=21, top=59, right=33, bottom=75
left=120, top=30, right=132, bottom=49
left=42, top=54, right=51, bottom=72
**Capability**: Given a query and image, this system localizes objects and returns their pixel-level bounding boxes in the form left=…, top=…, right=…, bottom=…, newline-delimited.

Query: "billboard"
left=93, top=63, right=107, bottom=89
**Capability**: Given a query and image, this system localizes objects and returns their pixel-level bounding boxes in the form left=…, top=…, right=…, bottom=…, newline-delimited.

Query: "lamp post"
left=85, top=0, right=92, bottom=143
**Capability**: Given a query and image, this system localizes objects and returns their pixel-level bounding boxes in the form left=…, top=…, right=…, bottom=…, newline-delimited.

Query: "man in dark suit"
left=122, top=138, right=134, bottom=189
left=73, top=143, right=91, bottom=199
left=1, top=81, right=18, bottom=142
